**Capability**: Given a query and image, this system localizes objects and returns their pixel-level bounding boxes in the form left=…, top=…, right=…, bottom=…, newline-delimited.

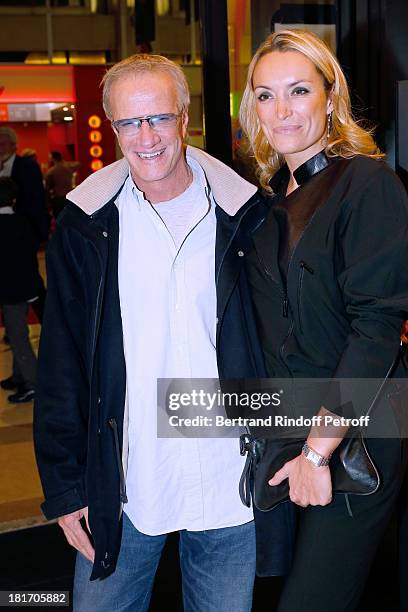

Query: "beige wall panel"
left=0, top=16, right=47, bottom=51
left=157, top=16, right=200, bottom=56
left=0, top=14, right=116, bottom=52
left=183, top=66, right=202, bottom=97
left=53, top=15, right=116, bottom=51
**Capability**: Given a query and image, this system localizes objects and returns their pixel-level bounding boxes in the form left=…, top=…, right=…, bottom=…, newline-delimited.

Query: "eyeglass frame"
left=111, top=112, right=183, bottom=135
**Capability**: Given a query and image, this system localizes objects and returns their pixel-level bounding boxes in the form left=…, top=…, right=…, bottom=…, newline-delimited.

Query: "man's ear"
left=181, top=110, right=189, bottom=138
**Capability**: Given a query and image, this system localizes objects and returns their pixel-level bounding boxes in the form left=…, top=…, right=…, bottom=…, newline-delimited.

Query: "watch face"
left=303, top=444, right=329, bottom=466
left=308, top=449, right=320, bottom=465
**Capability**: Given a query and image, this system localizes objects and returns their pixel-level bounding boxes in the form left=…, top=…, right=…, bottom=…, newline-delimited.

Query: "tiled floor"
left=0, top=324, right=47, bottom=532
left=0, top=249, right=48, bottom=533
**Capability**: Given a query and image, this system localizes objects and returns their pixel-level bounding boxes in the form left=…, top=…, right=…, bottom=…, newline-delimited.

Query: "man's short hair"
left=0, top=126, right=17, bottom=144
left=51, top=151, right=63, bottom=162
left=22, top=148, right=37, bottom=159
left=101, top=54, right=190, bottom=120
left=0, top=177, right=18, bottom=207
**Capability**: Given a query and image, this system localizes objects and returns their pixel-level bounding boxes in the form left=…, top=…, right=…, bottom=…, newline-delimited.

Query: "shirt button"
left=102, top=231, right=108, bottom=238
left=237, top=250, right=244, bottom=257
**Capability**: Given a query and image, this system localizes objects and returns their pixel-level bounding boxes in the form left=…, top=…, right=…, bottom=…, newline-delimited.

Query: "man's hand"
left=57, top=507, right=95, bottom=562
left=268, top=453, right=332, bottom=507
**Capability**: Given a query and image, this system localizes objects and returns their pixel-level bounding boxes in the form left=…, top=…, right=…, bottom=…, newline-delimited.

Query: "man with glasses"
left=34, top=55, right=271, bottom=611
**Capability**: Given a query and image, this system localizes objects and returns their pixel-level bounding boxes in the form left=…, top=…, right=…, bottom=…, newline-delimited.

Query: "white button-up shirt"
left=116, top=157, right=252, bottom=535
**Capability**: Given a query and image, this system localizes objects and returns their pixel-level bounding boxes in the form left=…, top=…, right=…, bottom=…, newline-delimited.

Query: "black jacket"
left=0, top=212, right=39, bottom=303
left=12, top=155, right=50, bottom=243
left=245, top=155, right=408, bottom=396
left=34, top=147, right=275, bottom=581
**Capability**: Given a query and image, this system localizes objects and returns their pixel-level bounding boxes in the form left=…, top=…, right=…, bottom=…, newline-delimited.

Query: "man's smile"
left=136, top=149, right=165, bottom=160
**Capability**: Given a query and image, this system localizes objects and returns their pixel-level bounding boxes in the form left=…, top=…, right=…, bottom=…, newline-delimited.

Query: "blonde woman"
left=237, top=29, right=408, bottom=610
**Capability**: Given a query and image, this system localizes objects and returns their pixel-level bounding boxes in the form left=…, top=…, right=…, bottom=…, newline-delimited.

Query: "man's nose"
left=136, top=121, right=161, bottom=146
left=276, top=97, right=292, bottom=120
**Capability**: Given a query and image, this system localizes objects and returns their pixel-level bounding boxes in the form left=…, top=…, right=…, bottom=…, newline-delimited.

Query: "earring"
left=327, top=112, right=333, bottom=140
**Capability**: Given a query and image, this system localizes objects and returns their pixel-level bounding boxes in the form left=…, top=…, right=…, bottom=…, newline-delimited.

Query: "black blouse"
left=245, top=150, right=408, bottom=419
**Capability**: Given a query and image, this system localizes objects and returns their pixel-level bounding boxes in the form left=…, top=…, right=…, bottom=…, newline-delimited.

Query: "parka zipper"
left=108, top=418, right=128, bottom=504
left=88, top=231, right=105, bottom=431
left=297, top=261, right=314, bottom=334
left=91, top=277, right=103, bottom=379
left=282, top=292, right=289, bottom=318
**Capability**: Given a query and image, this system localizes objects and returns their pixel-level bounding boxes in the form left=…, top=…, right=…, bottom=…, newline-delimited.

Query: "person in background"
left=45, top=151, right=79, bottom=219
left=0, top=177, right=38, bottom=403
left=21, top=148, right=39, bottom=162
left=237, top=28, right=408, bottom=611
left=0, top=126, right=49, bottom=322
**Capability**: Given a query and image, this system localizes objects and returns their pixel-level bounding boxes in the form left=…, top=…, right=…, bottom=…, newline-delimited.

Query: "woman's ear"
left=326, top=88, right=334, bottom=114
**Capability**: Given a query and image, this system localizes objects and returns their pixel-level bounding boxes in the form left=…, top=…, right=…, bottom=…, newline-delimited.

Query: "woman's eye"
left=257, top=92, right=273, bottom=102
left=292, top=87, right=309, bottom=96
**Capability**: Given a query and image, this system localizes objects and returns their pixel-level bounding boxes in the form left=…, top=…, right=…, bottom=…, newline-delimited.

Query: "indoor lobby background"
left=0, top=1, right=407, bottom=610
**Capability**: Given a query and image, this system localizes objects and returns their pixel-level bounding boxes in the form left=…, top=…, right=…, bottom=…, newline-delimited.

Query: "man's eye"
left=152, top=115, right=172, bottom=125
left=257, top=92, right=273, bottom=102
left=122, top=120, right=139, bottom=128
left=292, top=87, right=309, bottom=96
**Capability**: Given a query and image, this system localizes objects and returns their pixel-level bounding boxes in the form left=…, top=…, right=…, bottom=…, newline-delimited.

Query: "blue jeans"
left=73, top=513, right=256, bottom=612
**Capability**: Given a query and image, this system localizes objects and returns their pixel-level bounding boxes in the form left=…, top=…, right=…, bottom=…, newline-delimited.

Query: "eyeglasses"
left=111, top=113, right=182, bottom=136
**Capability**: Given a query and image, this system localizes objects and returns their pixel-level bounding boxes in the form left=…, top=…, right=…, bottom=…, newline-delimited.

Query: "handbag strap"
left=364, top=341, right=404, bottom=420
left=239, top=433, right=255, bottom=507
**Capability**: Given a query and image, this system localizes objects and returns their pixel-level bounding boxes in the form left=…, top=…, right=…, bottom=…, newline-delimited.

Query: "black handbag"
left=239, top=347, right=403, bottom=512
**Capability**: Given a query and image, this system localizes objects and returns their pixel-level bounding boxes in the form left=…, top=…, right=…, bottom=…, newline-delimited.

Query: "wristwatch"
left=302, top=442, right=332, bottom=467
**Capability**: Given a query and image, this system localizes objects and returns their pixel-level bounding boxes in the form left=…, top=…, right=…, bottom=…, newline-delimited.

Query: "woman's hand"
left=268, top=453, right=333, bottom=507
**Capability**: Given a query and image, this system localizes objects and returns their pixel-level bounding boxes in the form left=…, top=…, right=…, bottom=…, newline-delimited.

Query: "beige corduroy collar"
left=67, top=145, right=257, bottom=217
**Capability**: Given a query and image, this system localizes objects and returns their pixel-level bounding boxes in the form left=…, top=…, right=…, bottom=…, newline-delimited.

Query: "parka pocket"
left=297, top=261, right=314, bottom=334
left=108, top=418, right=128, bottom=505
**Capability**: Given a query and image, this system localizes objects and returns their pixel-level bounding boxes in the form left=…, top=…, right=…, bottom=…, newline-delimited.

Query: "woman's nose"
left=276, top=97, right=292, bottom=120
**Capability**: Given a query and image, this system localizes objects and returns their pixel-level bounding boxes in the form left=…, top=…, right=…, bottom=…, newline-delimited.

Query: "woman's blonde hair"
left=239, top=29, right=383, bottom=191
